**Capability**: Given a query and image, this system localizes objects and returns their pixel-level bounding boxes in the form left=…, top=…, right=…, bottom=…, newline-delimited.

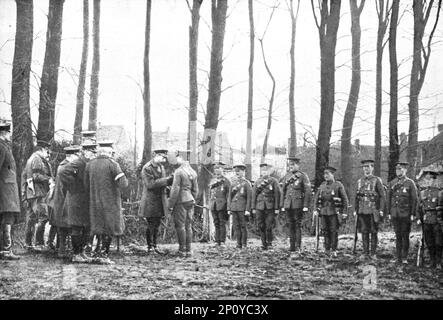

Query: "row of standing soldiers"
left=207, top=156, right=443, bottom=268
left=1, top=122, right=442, bottom=268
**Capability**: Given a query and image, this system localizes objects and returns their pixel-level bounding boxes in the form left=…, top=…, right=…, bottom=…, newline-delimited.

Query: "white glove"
left=245, top=211, right=251, bottom=216
left=313, top=210, right=319, bottom=218
left=353, top=211, right=357, bottom=217
left=281, top=208, right=286, bottom=212
left=379, top=211, right=384, bottom=217
left=302, top=207, right=308, bottom=212
left=416, top=219, right=421, bottom=225
left=274, top=209, right=279, bottom=214
left=252, top=209, right=256, bottom=214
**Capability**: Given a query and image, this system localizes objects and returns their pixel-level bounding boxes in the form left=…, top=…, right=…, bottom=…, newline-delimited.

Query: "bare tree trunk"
left=374, top=0, right=390, bottom=177
left=197, top=0, right=228, bottom=198
left=311, top=0, right=341, bottom=189
left=288, top=0, right=300, bottom=157
left=73, top=0, right=89, bottom=144
left=142, top=0, right=152, bottom=165
left=36, top=0, right=64, bottom=143
left=187, top=0, right=202, bottom=171
left=259, top=39, right=275, bottom=163
left=340, top=0, right=365, bottom=196
left=88, top=0, right=100, bottom=132
left=388, top=0, right=400, bottom=181
left=11, top=0, right=34, bottom=193
left=245, top=0, right=254, bottom=180
left=407, top=0, right=442, bottom=177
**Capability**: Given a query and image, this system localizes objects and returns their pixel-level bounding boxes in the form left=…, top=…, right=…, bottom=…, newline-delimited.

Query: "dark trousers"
left=359, top=214, right=378, bottom=255
left=286, top=209, right=303, bottom=250
left=173, top=202, right=194, bottom=252
left=232, top=211, right=247, bottom=247
left=71, top=226, right=89, bottom=254
left=424, top=223, right=443, bottom=265
left=145, top=217, right=162, bottom=248
left=212, top=210, right=228, bottom=244
left=392, top=217, right=411, bottom=261
left=0, top=212, right=17, bottom=251
left=57, top=227, right=70, bottom=255
left=321, top=214, right=339, bottom=251
left=256, top=209, right=275, bottom=247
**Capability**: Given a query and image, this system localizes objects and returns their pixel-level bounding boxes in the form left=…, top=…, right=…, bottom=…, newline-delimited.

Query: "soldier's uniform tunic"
left=355, top=174, right=386, bottom=255
left=418, top=185, right=443, bottom=266
left=227, top=177, right=252, bottom=248
left=314, top=180, right=349, bottom=252
left=22, top=152, right=53, bottom=246
left=387, top=176, right=418, bottom=262
left=251, top=176, right=280, bottom=248
left=0, top=139, right=20, bottom=256
left=280, top=170, right=311, bottom=251
left=209, top=176, right=231, bottom=245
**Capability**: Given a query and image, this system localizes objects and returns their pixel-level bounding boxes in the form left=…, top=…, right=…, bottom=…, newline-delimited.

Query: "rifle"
left=353, top=214, right=359, bottom=254
left=315, top=212, right=320, bottom=252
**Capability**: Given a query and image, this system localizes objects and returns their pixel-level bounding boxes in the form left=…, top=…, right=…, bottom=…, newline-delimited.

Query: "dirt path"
left=1, top=232, right=442, bottom=300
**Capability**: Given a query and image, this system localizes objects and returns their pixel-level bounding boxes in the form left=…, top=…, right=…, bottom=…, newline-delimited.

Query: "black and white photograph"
left=0, top=0, right=443, bottom=305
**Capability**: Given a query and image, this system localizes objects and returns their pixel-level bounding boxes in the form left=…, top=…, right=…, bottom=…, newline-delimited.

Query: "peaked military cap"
left=233, top=164, right=247, bottom=171
left=260, top=163, right=270, bottom=168
left=81, top=142, right=98, bottom=150
left=0, top=122, right=11, bottom=132
left=153, top=149, right=168, bottom=155
left=422, top=169, right=438, bottom=177
left=81, top=131, right=96, bottom=138
left=324, top=166, right=337, bottom=173
left=36, top=140, right=51, bottom=148
left=287, top=157, right=300, bottom=163
left=64, top=145, right=81, bottom=154
left=395, top=162, right=409, bottom=168
left=97, top=140, right=114, bottom=148
left=361, top=159, right=375, bottom=166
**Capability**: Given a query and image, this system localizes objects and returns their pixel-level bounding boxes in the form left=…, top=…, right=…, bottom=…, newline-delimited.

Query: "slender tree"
left=11, top=0, right=34, bottom=191
left=36, top=0, right=65, bottom=143
left=407, top=0, right=442, bottom=177
left=388, top=0, right=400, bottom=181
left=88, top=0, right=100, bottom=131
left=374, top=0, right=391, bottom=177
left=186, top=0, right=202, bottom=171
left=73, top=0, right=89, bottom=144
left=311, top=0, right=341, bottom=188
left=245, top=0, right=254, bottom=179
left=288, top=0, right=300, bottom=157
left=340, top=0, right=365, bottom=195
left=197, top=0, right=228, bottom=196
left=142, top=0, right=152, bottom=165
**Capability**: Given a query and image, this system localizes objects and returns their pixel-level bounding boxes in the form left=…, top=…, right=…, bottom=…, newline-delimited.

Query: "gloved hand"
left=416, top=219, right=421, bottom=225
left=281, top=208, right=286, bottom=212
left=252, top=209, right=256, bottom=214
left=245, top=211, right=251, bottom=216
left=313, top=210, right=319, bottom=218
left=302, top=207, right=308, bottom=212
left=379, top=210, right=384, bottom=217
left=274, top=209, right=279, bottom=215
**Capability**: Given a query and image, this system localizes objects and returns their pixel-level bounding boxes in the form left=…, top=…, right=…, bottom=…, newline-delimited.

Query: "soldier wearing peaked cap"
left=387, top=162, right=418, bottom=265
left=22, top=139, right=54, bottom=250
left=227, top=164, right=252, bottom=249
left=313, top=166, right=349, bottom=258
left=84, top=142, right=128, bottom=264
left=168, top=151, right=198, bottom=257
left=81, top=131, right=97, bottom=144
left=0, top=122, right=20, bottom=260
left=417, top=169, right=442, bottom=269
left=138, top=149, right=174, bottom=254
left=280, top=157, right=311, bottom=254
left=252, top=163, right=280, bottom=250
left=355, top=159, right=386, bottom=260
left=209, top=161, right=231, bottom=247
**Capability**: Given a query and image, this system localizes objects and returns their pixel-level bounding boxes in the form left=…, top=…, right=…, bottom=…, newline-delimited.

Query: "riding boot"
left=370, top=233, right=378, bottom=256
left=362, top=233, right=370, bottom=255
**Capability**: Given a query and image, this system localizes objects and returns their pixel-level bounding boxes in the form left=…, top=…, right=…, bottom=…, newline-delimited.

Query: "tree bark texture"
left=88, top=0, right=100, bottom=131
left=246, top=0, right=254, bottom=180
left=73, top=0, right=89, bottom=144
left=142, top=0, right=152, bottom=165
left=36, top=0, right=64, bottom=143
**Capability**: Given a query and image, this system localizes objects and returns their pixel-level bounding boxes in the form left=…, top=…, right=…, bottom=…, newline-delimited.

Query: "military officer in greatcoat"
left=59, top=142, right=97, bottom=263
left=387, top=162, right=418, bottom=265
left=313, top=166, right=349, bottom=258
left=209, top=161, right=231, bottom=247
left=138, top=149, right=173, bottom=254
left=22, top=140, right=54, bottom=250
left=227, top=164, right=252, bottom=249
left=251, top=163, right=280, bottom=250
left=84, top=141, right=128, bottom=264
left=354, top=159, right=386, bottom=260
left=417, top=169, right=442, bottom=269
left=0, top=122, right=20, bottom=260
left=280, top=157, right=311, bottom=254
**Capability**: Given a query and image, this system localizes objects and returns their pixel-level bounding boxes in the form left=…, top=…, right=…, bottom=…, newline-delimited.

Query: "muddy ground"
left=1, top=232, right=442, bottom=300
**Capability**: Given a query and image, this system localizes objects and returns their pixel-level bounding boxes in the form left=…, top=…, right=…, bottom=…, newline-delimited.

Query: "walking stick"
left=353, top=214, right=359, bottom=254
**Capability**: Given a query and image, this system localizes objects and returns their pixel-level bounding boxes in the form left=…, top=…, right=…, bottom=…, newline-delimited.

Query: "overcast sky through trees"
left=1, top=0, right=442, bottom=156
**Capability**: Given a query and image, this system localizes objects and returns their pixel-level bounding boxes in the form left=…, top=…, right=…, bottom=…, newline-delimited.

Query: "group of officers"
left=1, top=121, right=443, bottom=269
